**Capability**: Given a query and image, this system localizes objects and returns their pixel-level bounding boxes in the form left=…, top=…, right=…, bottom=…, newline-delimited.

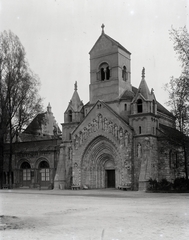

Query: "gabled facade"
left=54, top=26, right=188, bottom=191
left=3, top=26, right=188, bottom=191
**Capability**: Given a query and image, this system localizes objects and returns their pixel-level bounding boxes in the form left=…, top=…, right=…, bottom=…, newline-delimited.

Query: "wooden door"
left=106, top=170, right=115, bottom=188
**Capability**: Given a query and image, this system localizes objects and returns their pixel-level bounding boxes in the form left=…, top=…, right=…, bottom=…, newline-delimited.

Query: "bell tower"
left=89, top=24, right=132, bottom=104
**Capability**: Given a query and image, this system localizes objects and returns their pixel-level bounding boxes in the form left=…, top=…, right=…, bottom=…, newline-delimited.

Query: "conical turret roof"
left=69, top=81, right=83, bottom=112
left=138, top=68, right=154, bottom=100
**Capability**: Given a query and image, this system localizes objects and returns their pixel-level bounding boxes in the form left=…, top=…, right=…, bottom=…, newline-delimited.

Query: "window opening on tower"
left=99, top=63, right=110, bottom=81
left=137, top=99, right=143, bottom=113
left=68, top=110, right=72, bottom=122
left=122, top=66, right=128, bottom=81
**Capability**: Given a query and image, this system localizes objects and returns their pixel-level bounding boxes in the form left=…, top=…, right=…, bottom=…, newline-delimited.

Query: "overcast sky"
left=0, top=0, right=188, bottom=126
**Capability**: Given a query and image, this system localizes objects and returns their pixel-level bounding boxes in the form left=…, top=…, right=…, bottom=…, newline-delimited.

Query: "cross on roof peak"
left=101, top=24, right=105, bottom=34
left=74, top=81, right=77, bottom=91
left=142, top=67, right=145, bottom=79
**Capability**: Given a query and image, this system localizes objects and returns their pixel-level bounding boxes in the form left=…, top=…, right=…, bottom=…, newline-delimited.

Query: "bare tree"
left=165, top=26, right=189, bottom=188
left=0, top=30, right=43, bottom=188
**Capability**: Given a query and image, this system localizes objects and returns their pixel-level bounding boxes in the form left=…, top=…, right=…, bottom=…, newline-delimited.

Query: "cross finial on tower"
left=74, top=81, right=77, bottom=91
left=101, top=24, right=105, bottom=34
left=142, top=67, right=145, bottom=79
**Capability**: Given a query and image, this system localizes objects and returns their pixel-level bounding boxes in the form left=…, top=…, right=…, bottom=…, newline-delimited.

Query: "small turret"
left=130, top=68, right=158, bottom=136
left=138, top=67, right=152, bottom=100
left=64, top=81, right=84, bottom=123
left=62, top=82, right=84, bottom=141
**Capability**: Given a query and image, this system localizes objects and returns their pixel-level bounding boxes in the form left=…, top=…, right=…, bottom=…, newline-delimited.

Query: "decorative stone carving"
left=73, top=114, right=132, bottom=150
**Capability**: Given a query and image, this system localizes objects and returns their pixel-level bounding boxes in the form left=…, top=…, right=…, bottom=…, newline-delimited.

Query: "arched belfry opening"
left=98, top=62, right=110, bottom=81
left=79, top=136, right=121, bottom=189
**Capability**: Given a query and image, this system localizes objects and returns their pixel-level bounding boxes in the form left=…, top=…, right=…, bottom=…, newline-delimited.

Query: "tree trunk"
left=8, top=119, right=13, bottom=189
left=0, top=127, right=4, bottom=189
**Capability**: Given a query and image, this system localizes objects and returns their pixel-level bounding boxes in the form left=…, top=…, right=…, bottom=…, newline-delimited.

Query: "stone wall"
left=3, top=139, right=60, bottom=189
left=134, top=136, right=158, bottom=190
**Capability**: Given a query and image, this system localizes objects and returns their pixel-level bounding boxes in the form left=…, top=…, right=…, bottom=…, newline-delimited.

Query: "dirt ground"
left=0, top=189, right=189, bottom=240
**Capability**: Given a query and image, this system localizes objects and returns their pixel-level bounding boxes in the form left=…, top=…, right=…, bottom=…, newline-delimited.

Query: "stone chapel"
left=3, top=26, right=187, bottom=191
left=54, top=25, right=185, bottom=191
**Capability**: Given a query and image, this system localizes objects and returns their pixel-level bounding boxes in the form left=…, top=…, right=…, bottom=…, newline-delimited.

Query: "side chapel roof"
left=24, top=113, right=46, bottom=134
left=24, top=104, right=61, bottom=136
left=158, top=124, right=189, bottom=144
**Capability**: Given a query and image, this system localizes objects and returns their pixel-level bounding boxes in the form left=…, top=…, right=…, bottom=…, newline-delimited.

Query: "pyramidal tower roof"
left=70, top=81, right=83, bottom=111
left=89, top=24, right=131, bottom=55
left=138, top=67, right=153, bottom=100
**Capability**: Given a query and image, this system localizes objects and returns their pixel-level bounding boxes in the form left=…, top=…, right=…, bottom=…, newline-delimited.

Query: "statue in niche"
left=137, top=143, right=142, bottom=158
left=98, top=114, right=103, bottom=130
left=98, top=114, right=103, bottom=129
left=119, top=128, right=124, bottom=145
left=73, top=162, right=79, bottom=186
left=104, top=118, right=108, bottom=132
left=114, top=124, right=118, bottom=138
left=83, top=127, right=87, bottom=140
left=79, top=132, right=83, bottom=145
left=73, top=136, right=76, bottom=149
left=77, top=134, right=81, bottom=147
left=93, top=119, right=98, bottom=132
left=124, top=131, right=128, bottom=147
left=145, top=138, right=151, bottom=150
left=88, top=123, right=92, bottom=136
left=53, top=125, right=58, bottom=136
left=68, top=147, right=73, bottom=160
left=108, top=121, right=113, bottom=133
left=75, top=135, right=79, bottom=149
left=91, top=122, right=94, bottom=133
left=139, top=137, right=151, bottom=181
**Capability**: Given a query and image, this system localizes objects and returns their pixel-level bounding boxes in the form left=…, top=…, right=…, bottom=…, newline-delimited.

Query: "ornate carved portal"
left=72, top=135, right=131, bottom=189
left=81, top=152, right=116, bottom=189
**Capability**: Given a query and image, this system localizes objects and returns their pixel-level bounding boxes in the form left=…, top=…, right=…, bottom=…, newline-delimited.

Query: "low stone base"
left=138, top=180, right=149, bottom=191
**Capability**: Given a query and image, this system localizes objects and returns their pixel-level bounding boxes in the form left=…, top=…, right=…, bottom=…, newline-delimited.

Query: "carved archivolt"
left=73, top=114, right=131, bottom=150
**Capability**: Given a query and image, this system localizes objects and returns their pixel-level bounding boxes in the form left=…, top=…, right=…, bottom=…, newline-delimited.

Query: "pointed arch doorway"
left=80, top=136, right=120, bottom=189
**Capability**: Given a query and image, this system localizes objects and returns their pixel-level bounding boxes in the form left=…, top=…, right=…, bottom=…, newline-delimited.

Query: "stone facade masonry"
left=71, top=103, right=133, bottom=189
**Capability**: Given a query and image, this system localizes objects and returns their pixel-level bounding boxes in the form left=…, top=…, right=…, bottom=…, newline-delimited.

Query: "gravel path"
left=0, top=189, right=189, bottom=240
